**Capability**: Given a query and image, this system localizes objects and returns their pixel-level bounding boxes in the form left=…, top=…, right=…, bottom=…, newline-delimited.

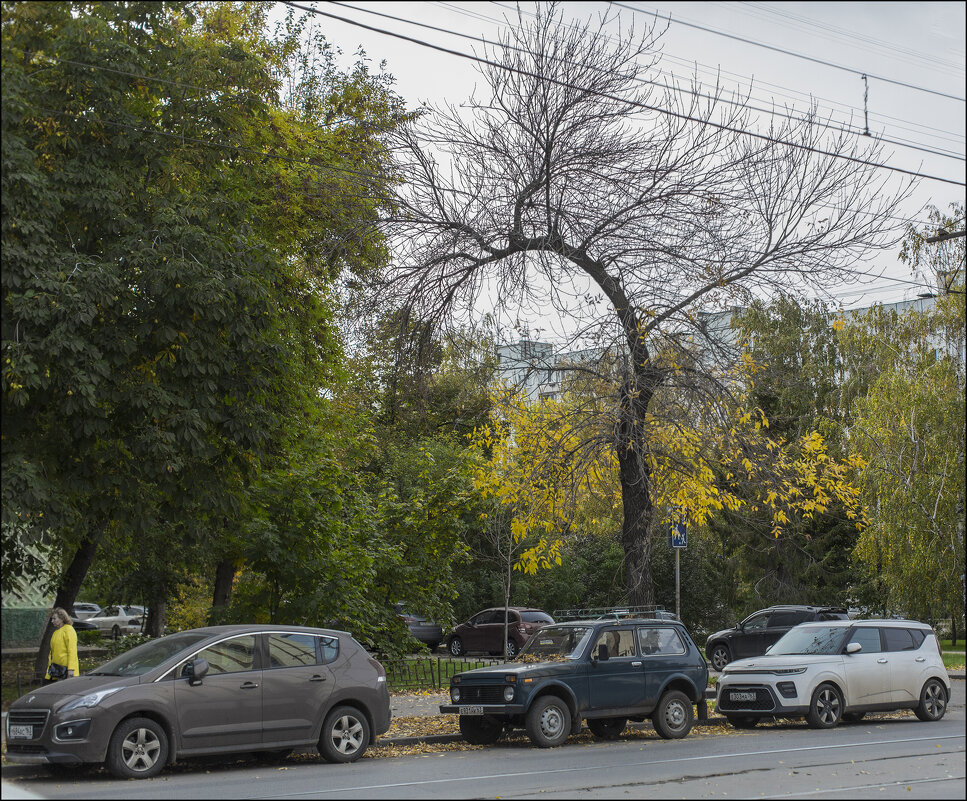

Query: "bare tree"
left=380, top=4, right=912, bottom=605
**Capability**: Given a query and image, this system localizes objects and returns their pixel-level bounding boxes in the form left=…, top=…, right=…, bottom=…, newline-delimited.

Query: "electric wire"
left=482, top=2, right=966, bottom=151
left=331, top=1, right=964, bottom=163
left=611, top=1, right=966, bottom=103
left=283, top=1, right=964, bottom=187
left=734, top=0, right=965, bottom=75
left=20, top=86, right=937, bottom=233
left=37, top=5, right=961, bottom=200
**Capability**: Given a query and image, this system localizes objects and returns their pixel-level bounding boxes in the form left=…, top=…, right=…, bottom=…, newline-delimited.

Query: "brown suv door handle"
left=240, top=681, right=259, bottom=689
left=309, top=675, right=327, bottom=682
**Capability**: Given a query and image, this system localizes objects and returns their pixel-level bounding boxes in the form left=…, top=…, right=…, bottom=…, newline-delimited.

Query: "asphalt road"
left=4, top=682, right=964, bottom=800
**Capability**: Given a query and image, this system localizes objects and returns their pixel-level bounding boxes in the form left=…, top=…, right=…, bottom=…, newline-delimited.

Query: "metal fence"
left=16, top=669, right=43, bottom=697
left=381, top=656, right=503, bottom=690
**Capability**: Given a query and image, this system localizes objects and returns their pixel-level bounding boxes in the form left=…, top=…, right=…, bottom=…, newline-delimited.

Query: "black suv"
left=440, top=618, right=708, bottom=747
left=705, top=605, right=849, bottom=671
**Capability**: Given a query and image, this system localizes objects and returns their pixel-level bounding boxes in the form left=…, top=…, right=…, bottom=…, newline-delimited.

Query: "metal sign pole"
left=675, top=548, right=680, bottom=620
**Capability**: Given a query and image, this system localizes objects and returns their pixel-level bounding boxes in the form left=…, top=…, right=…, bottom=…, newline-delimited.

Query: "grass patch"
left=942, top=652, right=965, bottom=670
left=940, top=639, right=965, bottom=652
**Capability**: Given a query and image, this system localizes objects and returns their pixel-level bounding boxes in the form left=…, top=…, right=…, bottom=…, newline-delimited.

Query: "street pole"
left=675, top=548, right=680, bottom=620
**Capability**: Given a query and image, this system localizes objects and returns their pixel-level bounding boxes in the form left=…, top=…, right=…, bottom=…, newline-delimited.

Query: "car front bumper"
left=715, top=681, right=808, bottom=717
left=4, top=744, right=89, bottom=766
left=439, top=703, right=527, bottom=716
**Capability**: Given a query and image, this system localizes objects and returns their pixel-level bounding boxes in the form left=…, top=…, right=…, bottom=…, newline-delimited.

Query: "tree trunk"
left=210, top=557, right=237, bottom=624
left=34, top=534, right=101, bottom=677
left=616, top=370, right=657, bottom=607
left=619, top=450, right=655, bottom=607
left=503, top=553, right=512, bottom=659
left=145, top=597, right=166, bottom=638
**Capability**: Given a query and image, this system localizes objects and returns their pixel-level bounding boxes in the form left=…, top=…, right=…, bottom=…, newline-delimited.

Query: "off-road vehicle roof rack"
left=552, top=605, right=678, bottom=622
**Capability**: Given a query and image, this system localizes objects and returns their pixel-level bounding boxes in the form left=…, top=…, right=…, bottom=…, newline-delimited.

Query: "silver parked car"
left=87, top=606, right=145, bottom=639
left=716, top=618, right=950, bottom=728
left=5, top=624, right=391, bottom=778
left=71, top=603, right=102, bottom=620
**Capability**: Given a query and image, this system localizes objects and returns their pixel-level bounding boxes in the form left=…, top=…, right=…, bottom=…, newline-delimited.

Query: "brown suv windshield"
left=89, top=632, right=211, bottom=676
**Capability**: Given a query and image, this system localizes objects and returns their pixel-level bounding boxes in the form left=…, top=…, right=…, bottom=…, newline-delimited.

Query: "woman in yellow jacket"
left=45, top=607, right=79, bottom=684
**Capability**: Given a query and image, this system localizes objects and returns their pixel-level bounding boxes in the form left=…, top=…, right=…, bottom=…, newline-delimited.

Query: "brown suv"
left=5, top=624, right=390, bottom=779
left=446, top=607, right=554, bottom=658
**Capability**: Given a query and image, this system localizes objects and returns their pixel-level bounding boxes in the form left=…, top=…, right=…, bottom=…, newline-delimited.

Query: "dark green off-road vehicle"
left=440, top=617, right=709, bottom=747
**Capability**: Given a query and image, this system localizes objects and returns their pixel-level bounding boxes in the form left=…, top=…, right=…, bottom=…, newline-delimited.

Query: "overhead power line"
left=736, top=1, right=965, bottom=75
left=332, top=1, right=963, bottom=163
left=483, top=1, right=966, bottom=146
left=612, top=1, right=966, bottom=103
left=284, top=1, right=964, bottom=187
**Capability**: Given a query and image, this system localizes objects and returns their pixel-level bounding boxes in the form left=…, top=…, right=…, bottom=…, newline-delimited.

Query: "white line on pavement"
left=233, top=734, right=966, bottom=798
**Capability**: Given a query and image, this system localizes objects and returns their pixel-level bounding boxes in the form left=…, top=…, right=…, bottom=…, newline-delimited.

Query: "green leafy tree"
left=844, top=205, right=965, bottom=634
left=716, top=297, right=862, bottom=608
left=338, top=318, right=495, bottom=644
left=1, top=1, right=405, bottom=669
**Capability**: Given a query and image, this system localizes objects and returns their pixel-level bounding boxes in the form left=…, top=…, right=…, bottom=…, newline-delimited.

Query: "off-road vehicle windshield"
left=516, top=625, right=594, bottom=661
left=769, top=625, right=848, bottom=656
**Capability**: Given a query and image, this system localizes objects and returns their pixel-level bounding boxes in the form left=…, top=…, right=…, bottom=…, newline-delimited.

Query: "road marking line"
left=238, top=734, right=965, bottom=798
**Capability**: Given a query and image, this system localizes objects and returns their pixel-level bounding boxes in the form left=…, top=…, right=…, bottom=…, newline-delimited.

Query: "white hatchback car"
left=716, top=619, right=949, bottom=728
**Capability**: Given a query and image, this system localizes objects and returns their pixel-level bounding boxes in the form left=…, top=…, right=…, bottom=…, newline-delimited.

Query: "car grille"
left=719, top=686, right=776, bottom=712
left=8, top=710, right=50, bottom=740
left=459, top=685, right=507, bottom=704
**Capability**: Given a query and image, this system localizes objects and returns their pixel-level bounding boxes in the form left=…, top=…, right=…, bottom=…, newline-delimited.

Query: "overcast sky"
left=284, top=1, right=965, bottom=316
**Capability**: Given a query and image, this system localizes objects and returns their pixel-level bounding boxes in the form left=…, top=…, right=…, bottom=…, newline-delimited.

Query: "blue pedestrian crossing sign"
left=671, top=522, right=687, bottom=549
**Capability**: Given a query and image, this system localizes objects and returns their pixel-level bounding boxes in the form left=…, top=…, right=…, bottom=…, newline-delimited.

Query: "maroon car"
left=446, top=607, right=554, bottom=658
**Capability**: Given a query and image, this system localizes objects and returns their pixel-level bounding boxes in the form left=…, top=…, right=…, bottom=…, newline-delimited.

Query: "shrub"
left=104, top=633, right=153, bottom=659
left=77, top=630, right=103, bottom=646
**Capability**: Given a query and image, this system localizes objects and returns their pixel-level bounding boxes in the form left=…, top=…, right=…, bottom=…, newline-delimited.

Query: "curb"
left=376, top=716, right=733, bottom=748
